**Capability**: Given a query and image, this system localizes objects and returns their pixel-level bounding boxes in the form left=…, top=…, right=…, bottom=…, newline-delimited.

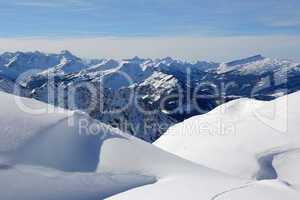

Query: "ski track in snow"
left=211, top=148, right=300, bottom=200
left=211, top=182, right=254, bottom=200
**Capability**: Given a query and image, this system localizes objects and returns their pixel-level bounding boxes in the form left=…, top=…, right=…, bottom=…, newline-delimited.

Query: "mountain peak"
left=226, top=55, right=265, bottom=67
left=161, top=56, right=174, bottom=62
left=60, top=50, right=73, bottom=55
left=123, top=56, right=149, bottom=64
left=157, top=57, right=176, bottom=65
left=59, top=50, right=80, bottom=61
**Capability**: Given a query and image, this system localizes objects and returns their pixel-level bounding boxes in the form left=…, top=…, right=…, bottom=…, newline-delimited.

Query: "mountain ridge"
left=1, top=50, right=300, bottom=142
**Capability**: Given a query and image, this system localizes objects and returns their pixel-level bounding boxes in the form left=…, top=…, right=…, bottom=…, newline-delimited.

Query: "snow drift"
left=0, top=92, right=158, bottom=200
left=0, top=92, right=250, bottom=200
left=1, top=90, right=300, bottom=200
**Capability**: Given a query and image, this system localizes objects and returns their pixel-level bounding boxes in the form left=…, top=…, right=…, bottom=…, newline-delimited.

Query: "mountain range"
left=0, top=51, right=299, bottom=142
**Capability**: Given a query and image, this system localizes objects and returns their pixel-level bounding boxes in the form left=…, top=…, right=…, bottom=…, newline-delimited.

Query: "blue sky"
left=0, top=0, right=299, bottom=61
left=0, top=0, right=299, bottom=37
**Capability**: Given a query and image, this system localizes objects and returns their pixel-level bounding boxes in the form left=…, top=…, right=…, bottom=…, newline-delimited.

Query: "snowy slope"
left=111, top=92, right=300, bottom=200
left=0, top=92, right=247, bottom=200
left=273, top=150, right=300, bottom=188
left=99, top=127, right=250, bottom=200
left=84, top=59, right=119, bottom=74
left=0, top=92, right=158, bottom=199
left=1, top=88, right=300, bottom=199
left=217, top=55, right=299, bottom=75
left=155, top=91, right=300, bottom=180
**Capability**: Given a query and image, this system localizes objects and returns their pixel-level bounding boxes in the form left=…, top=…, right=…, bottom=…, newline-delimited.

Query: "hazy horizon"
left=0, top=36, right=299, bottom=62
left=0, top=0, right=299, bottom=62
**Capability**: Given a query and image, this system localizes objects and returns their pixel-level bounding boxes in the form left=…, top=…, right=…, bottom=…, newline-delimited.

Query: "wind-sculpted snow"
left=152, top=91, right=300, bottom=197
left=1, top=88, right=300, bottom=199
left=0, top=92, right=158, bottom=199
left=110, top=92, right=300, bottom=199
left=0, top=91, right=135, bottom=172
left=155, top=92, right=300, bottom=179
left=0, top=92, right=251, bottom=200
left=273, top=149, right=300, bottom=188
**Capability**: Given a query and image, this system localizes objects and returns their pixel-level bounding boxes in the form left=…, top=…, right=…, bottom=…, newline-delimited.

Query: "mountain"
left=84, top=59, right=119, bottom=73
left=217, top=54, right=265, bottom=73
left=155, top=93, right=298, bottom=179
left=211, top=55, right=300, bottom=100
left=27, top=62, right=220, bottom=141
left=0, top=50, right=100, bottom=80
left=217, top=54, right=298, bottom=75
left=111, top=91, right=300, bottom=199
left=0, top=51, right=300, bottom=142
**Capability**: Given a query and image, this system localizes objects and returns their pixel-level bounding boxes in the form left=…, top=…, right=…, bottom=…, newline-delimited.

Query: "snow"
left=211, top=180, right=299, bottom=200
left=109, top=92, right=300, bottom=199
left=0, top=92, right=245, bottom=200
left=0, top=51, right=103, bottom=80
left=85, top=59, right=119, bottom=73
left=273, top=150, right=300, bottom=188
left=155, top=94, right=297, bottom=178
left=138, top=71, right=178, bottom=102
left=0, top=165, right=155, bottom=200
left=101, top=135, right=249, bottom=200
left=217, top=55, right=298, bottom=75
left=0, top=92, right=158, bottom=199
left=101, top=61, right=154, bottom=90
left=148, top=92, right=300, bottom=199
left=2, top=72, right=300, bottom=199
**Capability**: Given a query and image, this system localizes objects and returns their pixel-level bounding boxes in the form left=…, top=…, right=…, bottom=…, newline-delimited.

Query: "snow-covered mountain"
left=0, top=50, right=101, bottom=80
left=155, top=95, right=294, bottom=179
left=113, top=91, right=300, bottom=199
left=2, top=91, right=300, bottom=199
left=1, top=51, right=300, bottom=142
left=217, top=54, right=299, bottom=75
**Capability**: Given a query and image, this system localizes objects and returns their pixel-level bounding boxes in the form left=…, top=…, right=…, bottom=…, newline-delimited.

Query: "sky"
left=0, top=0, right=299, bottom=61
